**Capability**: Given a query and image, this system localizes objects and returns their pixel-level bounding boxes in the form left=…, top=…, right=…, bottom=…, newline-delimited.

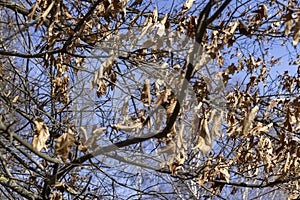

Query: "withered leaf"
left=181, top=0, right=194, bottom=14
left=292, top=16, right=300, bottom=46
left=156, top=13, right=168, bottom=37
left=55, top=129, right=75, bottom=162
left=241, top=106, right=259, bottom=136
left=141, top=79, right=151, bottom=106
left=219, top=167, right=230, bottom=183
left=27, top=0, right=40, bottom=22
left=32, top=118, right=50, bottom=152
left=84, top=127, right=107, bottom=150
left=111, top=121, right=143, bottom=132
left=192, top=114, right=212, bottom=155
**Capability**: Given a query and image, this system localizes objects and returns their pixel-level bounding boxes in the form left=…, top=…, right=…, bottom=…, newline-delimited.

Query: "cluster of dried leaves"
left=0, top=0, right=300, bottom=199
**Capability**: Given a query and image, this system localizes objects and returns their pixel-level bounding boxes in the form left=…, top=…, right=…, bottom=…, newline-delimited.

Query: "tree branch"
left=0, top=122, right=63, bottom=164
left=0, top=175, right=42, bottom=200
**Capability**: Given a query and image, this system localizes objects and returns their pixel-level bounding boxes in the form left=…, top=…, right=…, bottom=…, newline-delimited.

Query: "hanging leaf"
left=152, top=7, right=158, bottom=23
left=192, top=113, right=212, bottom=155
left=181, top=0, right=195, bottom=14
left=219, top=167, right=230, bottom=183
left=55, top=129, right=75, bottom=162
left=141, top=79, right=151, bottom=106
left=32, top=118, right=50, bottom=152
left=84, top=127, right=107, bottom=150
left=27, top=0, right=40, bottom=22
left=241, top=106, right=259, bottom=136
left=292, top=16, right=300, bottom=46
left=156, top=13, right=168, bottom=37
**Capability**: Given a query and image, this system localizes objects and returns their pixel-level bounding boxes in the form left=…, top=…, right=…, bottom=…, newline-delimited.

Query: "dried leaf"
left=181, top=0, right=194, bottom=14
left=219, top=167, right=230, bottom=183
left=12, top=95, right=19, bottom=103
left=156, top=13, right=168, bottom=37
left=192, top=114, right=212, bottom=155
left=111, top=121, right=143, bottom=132
left=36, top=1, right=55, bottom=30
left=142, top=39, right=155, bottom=48
left=79, top=127, right=88, bottom=143
left=84, top=127, right=107, bottom=149
left=50, top=191, right=62, bottom=200
left=228, top=20, right=239, bottom=34
left=96, top=79, right=107, bottom=98
left=152, top=7, right=158, bottom=23
left=32, top=118, right=50, bottom=152
left=284, top=12, right=293, bottom=36
left=238, top=20, right=250, bottom=36
left=259, top=4, right=268, bottom=19
left=157, top=140, right=175, bottom=155
left=292, top=16, right=300, bottom=46
left=141, top=79, right=151, bottom=106
left=241, top=106, right=259, bottom=136
left=55, top=129, right=75, bottom=162
left=27, top=0, right=40, bottom=22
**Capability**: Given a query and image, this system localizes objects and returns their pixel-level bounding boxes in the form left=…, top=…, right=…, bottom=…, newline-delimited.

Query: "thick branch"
left=0, top=175, right=42, bottom=200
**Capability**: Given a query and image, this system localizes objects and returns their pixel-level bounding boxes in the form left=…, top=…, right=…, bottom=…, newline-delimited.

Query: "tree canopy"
left=0, top=0, right=300, bottom=199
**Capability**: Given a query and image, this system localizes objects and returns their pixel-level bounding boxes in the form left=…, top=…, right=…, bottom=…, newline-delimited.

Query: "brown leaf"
left=141, top=79, right=151, bottom=106
left=27, top=0, right=40, bottom=22
left=55, top=129, right=75, bottom=162
left=50, top=191, right=62, bottom=200
left=238, top=20, right=250, bottom=36
left=241, top=106, right=259, bottom=136
left=219, top=167, right=230, bottom=183
left=152, top=7, right=158, bottom=23
left=218, top=56, right=224, bottom=67
left=192, top=114, right=212, bottom=155
left=283, top=12, right=293, bottom=36
left=96, top=79, right=107, bottom=98
left=181, top=0, right=194, bottom=14
left=32, top=118, right=50, bottom=152
left=292, top=16, right=300, bottom=46
left=36, top=1, right=55, bottom=30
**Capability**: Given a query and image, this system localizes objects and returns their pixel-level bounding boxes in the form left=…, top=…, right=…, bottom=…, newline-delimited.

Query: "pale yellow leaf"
left=27, top=0, right=40, bottom=22
left=111, top=121, right=143, bottom=132
left=36, top=1, right=55, bottom=29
